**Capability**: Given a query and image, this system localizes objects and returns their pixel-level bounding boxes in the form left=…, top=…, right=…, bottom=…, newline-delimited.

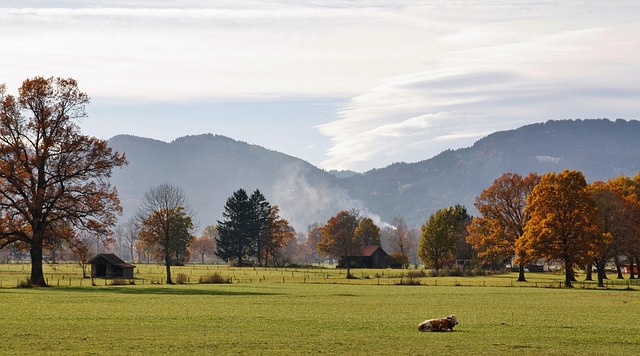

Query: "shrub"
left=17, top=279, right=33, bottom=288
left=199, top=273, right=231, bottom=284
left=396, top=276, right=421, bottom=285
left=407, top=270, right=427, bottom=278
left=110, top=278, right=134, bottom=285
left=175, top=273, right=189, bottom=284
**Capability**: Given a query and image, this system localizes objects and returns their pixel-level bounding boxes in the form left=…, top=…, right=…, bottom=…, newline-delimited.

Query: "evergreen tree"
left=216, top=189, right=255, bottom=265
left=250, top=189, right=272, bottom=265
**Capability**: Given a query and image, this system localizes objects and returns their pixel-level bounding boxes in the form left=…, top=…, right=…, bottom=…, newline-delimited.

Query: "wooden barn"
left=89, top=253, right=135, bottom=279
left=338, top=246, right=388, bottom=269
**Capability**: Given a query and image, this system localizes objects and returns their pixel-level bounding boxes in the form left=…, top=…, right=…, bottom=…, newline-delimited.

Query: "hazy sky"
left=2, top=1, right=639, bottom=172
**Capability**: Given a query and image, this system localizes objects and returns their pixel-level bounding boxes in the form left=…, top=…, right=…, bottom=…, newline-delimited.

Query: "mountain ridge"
left=108, top=119, right=640, bottom=231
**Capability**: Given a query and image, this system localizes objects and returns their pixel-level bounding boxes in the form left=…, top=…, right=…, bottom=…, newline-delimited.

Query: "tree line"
left=421, top=171, right=640, bottom=288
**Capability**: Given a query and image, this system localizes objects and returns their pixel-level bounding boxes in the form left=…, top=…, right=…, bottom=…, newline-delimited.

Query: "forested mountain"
left=108, top=134, right=350, bottom=232
left=341, top=119, right=640, bottom=226
left=109, top=119, right=640, bottom=231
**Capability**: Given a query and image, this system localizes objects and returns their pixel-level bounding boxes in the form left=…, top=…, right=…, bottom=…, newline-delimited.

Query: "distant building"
left=89, top=253, right=135, bottom=279
left=338, top=246, right=388, bottom=269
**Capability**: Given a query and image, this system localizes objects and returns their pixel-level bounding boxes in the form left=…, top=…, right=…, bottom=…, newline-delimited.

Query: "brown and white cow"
left=417, top=315, right=459, bottom=332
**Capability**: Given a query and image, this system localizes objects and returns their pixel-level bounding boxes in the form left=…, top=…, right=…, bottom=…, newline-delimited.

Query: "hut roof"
left=88, top=253, right=135, bottom=268
left=351, top=245, right=387, bottom=257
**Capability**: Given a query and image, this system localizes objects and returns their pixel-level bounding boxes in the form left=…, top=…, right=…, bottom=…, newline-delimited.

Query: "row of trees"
left=418, top=170, right=640, bottom=288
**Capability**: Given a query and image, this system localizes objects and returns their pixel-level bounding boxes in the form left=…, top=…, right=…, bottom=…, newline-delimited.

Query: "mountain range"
left=108, top=119, right=640, bottom=232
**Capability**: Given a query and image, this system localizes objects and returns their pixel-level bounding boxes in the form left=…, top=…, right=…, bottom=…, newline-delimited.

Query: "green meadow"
left=1, top=264, right=639, bottom=355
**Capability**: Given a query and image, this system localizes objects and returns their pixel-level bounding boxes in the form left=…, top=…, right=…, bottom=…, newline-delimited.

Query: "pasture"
left=1, top=264, right=639, bottom=355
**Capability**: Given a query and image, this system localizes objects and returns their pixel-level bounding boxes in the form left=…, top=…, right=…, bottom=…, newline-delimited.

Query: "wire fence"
left=1, top=263, right=639, bottom=290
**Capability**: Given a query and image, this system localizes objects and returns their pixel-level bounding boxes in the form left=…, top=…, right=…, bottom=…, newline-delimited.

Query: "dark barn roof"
left=89, top=253, right=135, bottom=268
left=352, top=245, right=388, bottom=257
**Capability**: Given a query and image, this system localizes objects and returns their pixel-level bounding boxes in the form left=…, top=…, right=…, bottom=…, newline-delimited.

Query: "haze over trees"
left=0, top=77, right=127, bottom=286
left=304, top=225, right=320, bottom=256
left=382, top=216, right=415, bottom=268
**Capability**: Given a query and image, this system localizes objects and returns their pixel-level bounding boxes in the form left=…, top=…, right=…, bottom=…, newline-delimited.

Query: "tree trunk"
left=517, top=263, right=526, bottom=282
left=597, top=265, right=605, bottom=288
left=29, top=237, right=47, bottom=286
left=630, top=257, right=636, bottom=280
left=614, top=255, right=624, bottom=279
left=346, top=256, right=351, bottom=278
left=585, top=264, right=593, bottom=281
left=165, top=254, right=173, bottom=284
left=564, top=263, right=573, bottom=288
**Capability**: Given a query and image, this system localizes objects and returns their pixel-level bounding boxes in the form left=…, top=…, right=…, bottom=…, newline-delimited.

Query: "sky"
left=1, top=0, right=639, bottom=172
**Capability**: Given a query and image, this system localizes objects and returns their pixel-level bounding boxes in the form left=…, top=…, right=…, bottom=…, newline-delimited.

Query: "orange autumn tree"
left=190, top=236, right=216, bottom=263
left=318, top=210, right=360, bottom=278
left=260, top=205, right=295, bottom=266
left=605, top=175, right=640, bottom=279
left=628, top=173, right=640, bottom=278
left=354, top=217, right=381, bottom=247
left=137, top=184, right=195, bottom=284
left=305, top=225, right=324, bottom=262
left=467, top=172, right=540, bottom=281
left=590, top=180, right=629, bottom=287
left=516, top=170, right=609, bottom=287
left=0, top=77, right=126, bottom=286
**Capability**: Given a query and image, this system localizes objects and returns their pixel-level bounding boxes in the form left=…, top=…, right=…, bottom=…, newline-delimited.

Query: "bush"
left=396, top=276, right=421, bottom=285
left=17, top=279, right=33, bottom=288
left=110, top=278, right=134, bottom=285
left=406, top=270, right=427, bottom=278
left=199, top=273, right=231, bottom=284
left=175, top=273, right=189, bottom=284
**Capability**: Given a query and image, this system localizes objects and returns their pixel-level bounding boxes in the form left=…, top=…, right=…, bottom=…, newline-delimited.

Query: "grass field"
left=1, top=264, right=639, bottom=355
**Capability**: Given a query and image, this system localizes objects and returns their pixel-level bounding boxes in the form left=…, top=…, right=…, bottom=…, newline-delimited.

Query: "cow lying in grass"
left=417, top=315, right=459, bottom=332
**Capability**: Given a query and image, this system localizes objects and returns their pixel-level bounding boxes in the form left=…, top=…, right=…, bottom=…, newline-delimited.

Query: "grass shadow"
left=53, top=285, right=281, bottom=296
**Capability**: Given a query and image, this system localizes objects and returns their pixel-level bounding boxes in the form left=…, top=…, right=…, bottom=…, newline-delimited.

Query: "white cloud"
left=318, top=3, right=640, bottom=171
left=2, top=1, right=639, bottom=172
left=0, top=3, right=437, bottom=100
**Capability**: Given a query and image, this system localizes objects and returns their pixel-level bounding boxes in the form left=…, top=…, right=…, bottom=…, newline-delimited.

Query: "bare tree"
left=117, top=218, right=141, bottom=263
left=386, top=216, right=414, bottom=268
left=136, top=183, right=195, bottom=284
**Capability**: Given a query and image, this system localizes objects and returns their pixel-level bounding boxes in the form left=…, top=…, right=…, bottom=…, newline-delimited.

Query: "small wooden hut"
left=338, top=246, right=388, bottom=269
left=89, top=253, right=135, bottom=279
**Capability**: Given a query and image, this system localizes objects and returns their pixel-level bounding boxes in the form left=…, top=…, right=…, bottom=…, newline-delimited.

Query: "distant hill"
left=108, top=134, right=356, bottom=232
left=340, top=119, right=640, bottom=226
left=109, top=119, right=640, bottom=231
